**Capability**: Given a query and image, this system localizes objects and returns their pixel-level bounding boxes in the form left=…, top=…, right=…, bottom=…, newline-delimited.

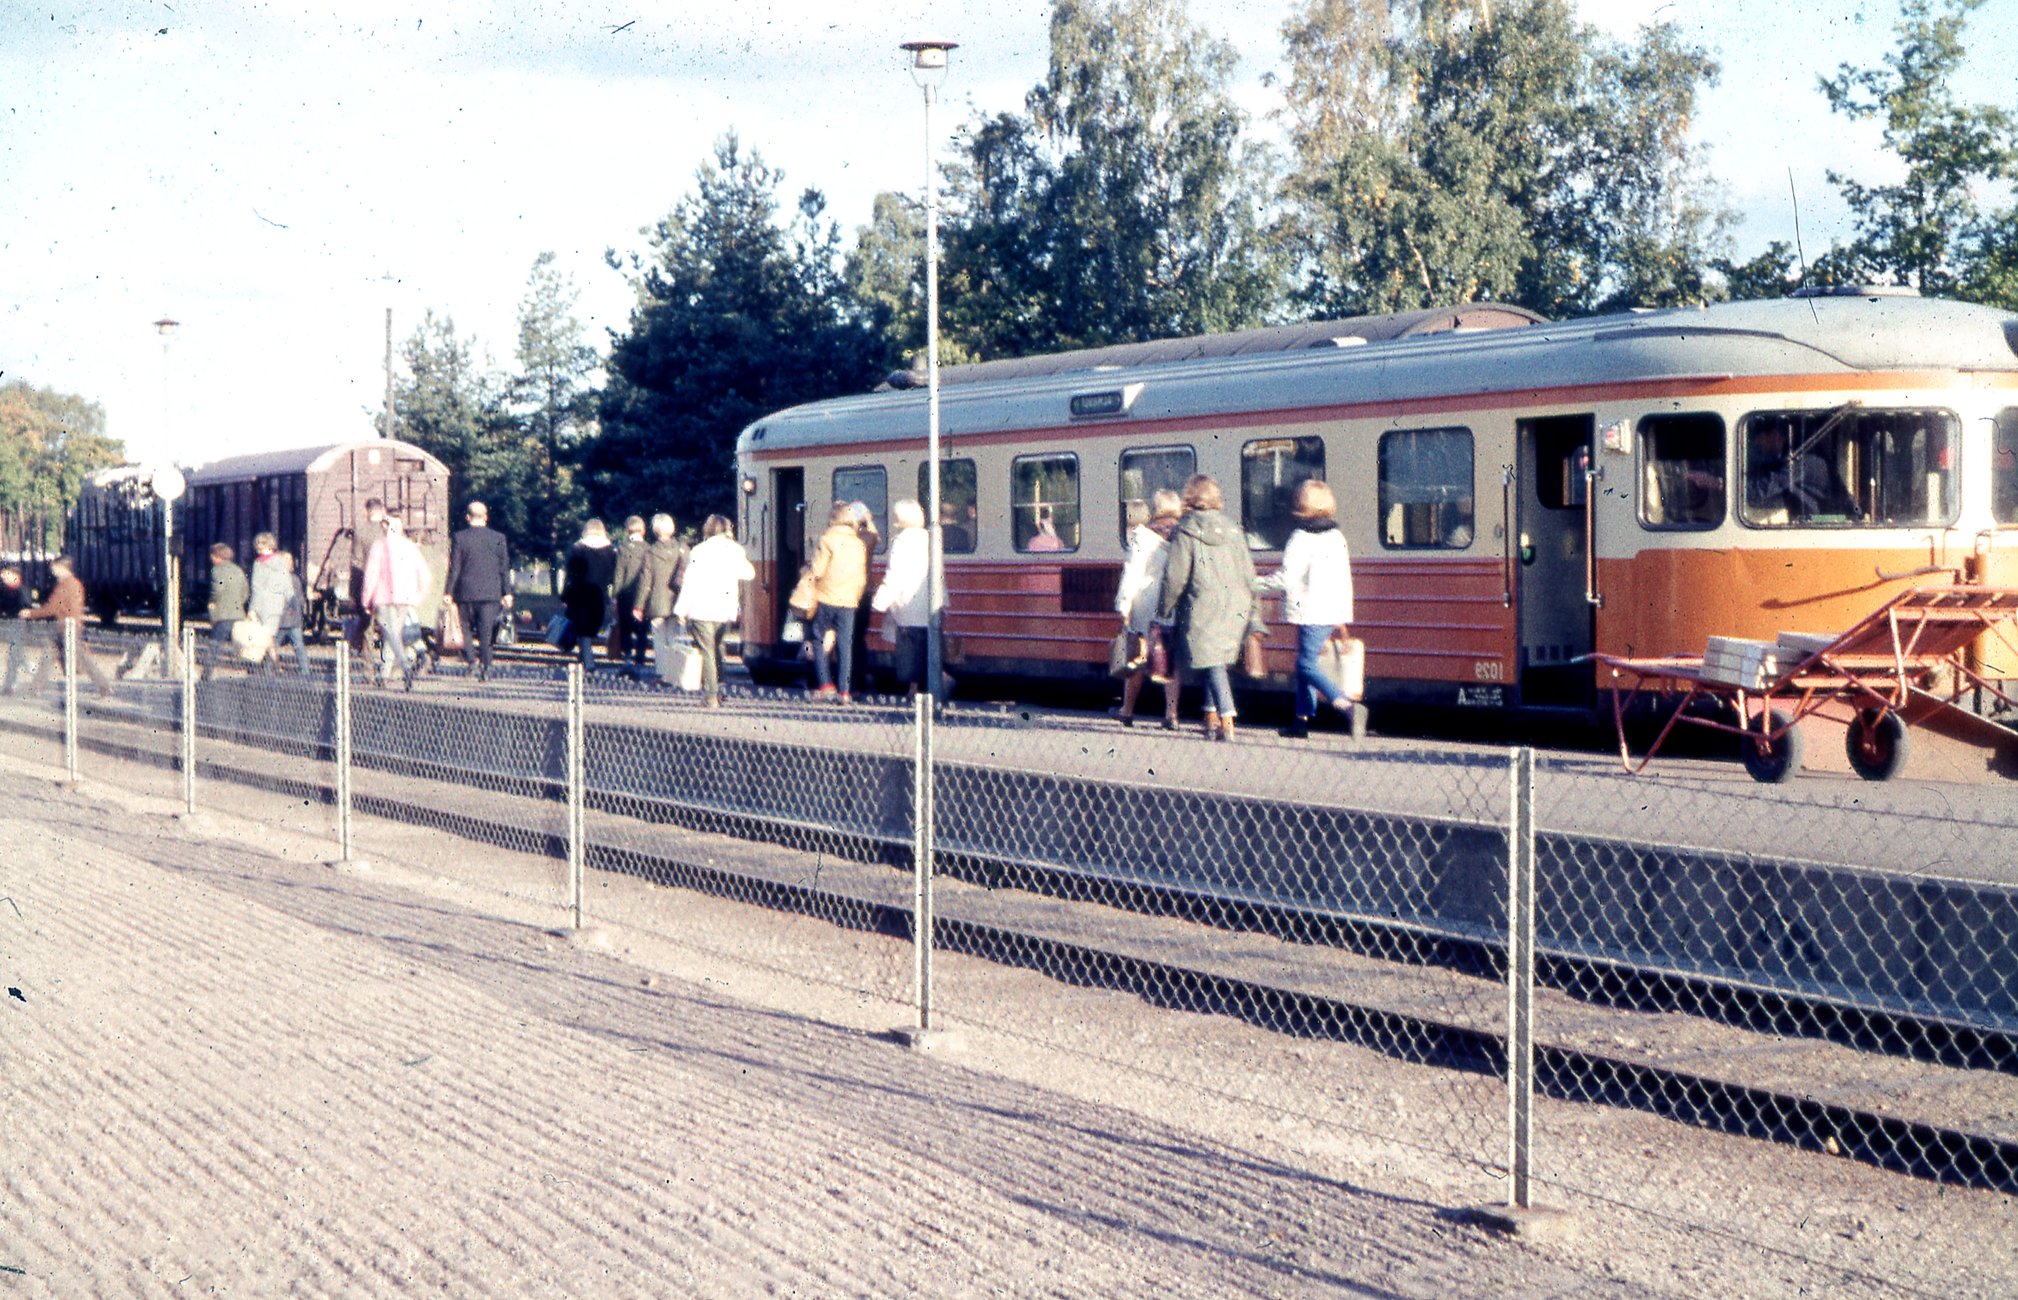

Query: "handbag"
left=543, top=613, right=572, bottom=647
left=1241, top=629, right=1267, bottom=678
left=1319, top=632, right=1366, bottom=701
left=438, top=603, right=466, bottom=655
left=788, top=567, right=818, bottom=618
left=1147, top=624, right=1171, bottom=683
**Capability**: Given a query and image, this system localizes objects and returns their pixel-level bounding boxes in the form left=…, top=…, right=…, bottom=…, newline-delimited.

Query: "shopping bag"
left=1319, top=633, right=1365, bottom=701
left=1240, top=629, right=1267, bottom=678
left=438, top=603, right=466, bottom=655
left=1108, top=630, right=1135, bottom=678
left=787, top=568, right=818, bottom=618
left=231, top=619, right=274, bottom=664
left=653, top=621, right=705, bottom=691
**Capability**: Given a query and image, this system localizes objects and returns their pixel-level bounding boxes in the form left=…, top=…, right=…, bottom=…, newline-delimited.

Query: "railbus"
left=734, top=292, right=2018, bottom=717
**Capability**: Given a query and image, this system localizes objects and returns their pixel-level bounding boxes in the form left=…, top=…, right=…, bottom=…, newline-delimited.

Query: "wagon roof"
left=182, top=438, right=447, bottom=485
left=738, top=294, right=2018, bottom=455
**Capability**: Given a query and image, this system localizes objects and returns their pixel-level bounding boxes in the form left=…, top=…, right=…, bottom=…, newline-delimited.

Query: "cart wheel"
left=1740, top=708, right=1804, bottom=783
left=1845, top=709, right=1910, bottom=782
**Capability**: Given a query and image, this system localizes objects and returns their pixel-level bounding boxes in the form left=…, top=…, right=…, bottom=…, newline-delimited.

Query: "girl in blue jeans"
left=1259, top=479, right=1360, bottom=739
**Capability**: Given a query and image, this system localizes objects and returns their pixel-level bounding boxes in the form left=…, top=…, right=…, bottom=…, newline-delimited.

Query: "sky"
left=3, top=0, right=2016, bottom=470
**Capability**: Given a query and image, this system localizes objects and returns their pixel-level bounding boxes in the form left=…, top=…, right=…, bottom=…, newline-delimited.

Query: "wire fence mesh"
left=7, top=630, right=2018, bottom=1209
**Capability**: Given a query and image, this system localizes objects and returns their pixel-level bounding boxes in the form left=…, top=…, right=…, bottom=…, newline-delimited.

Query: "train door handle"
left=1584, top=464, right=1604, bottom=609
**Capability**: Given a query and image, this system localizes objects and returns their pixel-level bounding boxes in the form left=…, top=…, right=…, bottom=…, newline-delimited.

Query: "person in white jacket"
left=1258, top=479, right=1360, bottom=739
left=361, top=513, right=432, bottom=687
left=871, top=499, right=934, bottom=697
left=672, top=515, right=754, bottom=706
left=1111, top=489, right=1183, bottom=727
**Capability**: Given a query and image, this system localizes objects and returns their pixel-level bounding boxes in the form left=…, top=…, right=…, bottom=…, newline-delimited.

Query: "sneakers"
left=837, top=692, right=853, bottom=705
left=812, top=684, right=838, bottom=700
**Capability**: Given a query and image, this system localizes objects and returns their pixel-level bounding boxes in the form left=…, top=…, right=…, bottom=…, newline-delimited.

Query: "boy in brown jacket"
left=20, top=556, right=114, bottom=697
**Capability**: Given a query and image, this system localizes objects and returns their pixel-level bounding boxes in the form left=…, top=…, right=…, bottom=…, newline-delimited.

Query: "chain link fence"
left=6, top=634, right=2017, bottom=1209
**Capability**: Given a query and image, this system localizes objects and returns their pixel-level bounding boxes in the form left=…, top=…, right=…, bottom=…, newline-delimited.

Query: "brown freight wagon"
left=70, top=438, right=451, bottom=636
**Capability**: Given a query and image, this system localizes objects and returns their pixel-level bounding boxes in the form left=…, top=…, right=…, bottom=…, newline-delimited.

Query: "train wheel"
left=1740, top=708, right=1804, bottom=783
left=1844, top=709, right=1910, bottom=782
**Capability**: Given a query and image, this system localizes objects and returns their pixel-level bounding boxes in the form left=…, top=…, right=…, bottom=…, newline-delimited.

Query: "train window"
left=1996, top=409, right=2018, bottom=525
left=1011, top=453, right=1081, bottom=553
left=1638, top=413, right=1726, bottom=529
left=918, top=458, right=978, bottom=554
left=1242, top=436, right=1325, bottom=550
left=1378, top=427, right=1474, bottom=549
left=1739, top=407, right=1960, bottom=528
left=1118, top=446, right=1194, bottom=544
left=831, top=466, right=888, bottom=554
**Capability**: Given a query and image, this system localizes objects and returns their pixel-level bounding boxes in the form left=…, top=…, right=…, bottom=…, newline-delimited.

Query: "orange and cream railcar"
left=734, top=293, right=2018, bottom=711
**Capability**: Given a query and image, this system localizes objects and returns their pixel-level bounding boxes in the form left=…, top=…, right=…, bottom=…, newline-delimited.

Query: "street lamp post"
left=153, top=317, right=182, bottom=669
left=901, top=36, right=956, bottom=705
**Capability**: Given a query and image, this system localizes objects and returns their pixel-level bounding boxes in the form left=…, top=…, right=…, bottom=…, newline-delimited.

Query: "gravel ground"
left=2, top=742, right=2015, bottom=1297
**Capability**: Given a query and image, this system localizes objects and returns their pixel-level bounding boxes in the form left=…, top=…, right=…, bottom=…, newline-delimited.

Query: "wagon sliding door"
left=771, top=467, right=806, bottom=644
left=1515, top=414, right=1596, bottom=709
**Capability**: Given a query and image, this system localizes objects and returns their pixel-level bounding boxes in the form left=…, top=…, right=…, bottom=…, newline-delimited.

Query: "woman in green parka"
left=1157, top=474, right=1259, bottom=741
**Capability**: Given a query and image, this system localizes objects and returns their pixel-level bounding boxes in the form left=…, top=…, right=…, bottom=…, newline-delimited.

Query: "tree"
left=1820, top=0, right=2017, bottom=297
left=0, top=379, right=123, bottom=548
left=1279, top=0, right=1728, bottom=319
left=592, top=135, right=879, bottom=527
left=844, top=191, right=954, bottom=375
left=387, top=312, right=530, bottom=542
left=512, top=252, right=598, bottom=566
left=938, top=0, right=1284, bottom=357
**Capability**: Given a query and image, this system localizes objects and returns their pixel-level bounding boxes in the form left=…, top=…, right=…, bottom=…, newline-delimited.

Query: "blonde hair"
left=1124, top=499, right=1151, bottom=529
left=828, top=501, right=857, bottom=526
left=1292, top=479, right=1336, bottom=521
left=1182, top=474, right=1223, bottom=513
left=582, top=518, right=608, bottom=539
left=651, top=513, right=675, bottom=539
left=892, top=498, right=925, bottom=529
left=1151, top=489, right=1183, bottom=521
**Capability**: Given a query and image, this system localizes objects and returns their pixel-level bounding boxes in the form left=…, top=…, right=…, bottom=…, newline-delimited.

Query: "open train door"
left=1515, top=414, right=1598, bottom=709
left=770, top=467, right=807, bottom=661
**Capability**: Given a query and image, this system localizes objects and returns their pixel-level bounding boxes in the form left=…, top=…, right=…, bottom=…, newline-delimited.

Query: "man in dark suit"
left=445, top=500, right=513, bottom=681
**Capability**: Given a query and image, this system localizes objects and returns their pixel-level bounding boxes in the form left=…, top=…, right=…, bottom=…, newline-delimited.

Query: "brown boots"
left=1201, top=710, right=1236, bottom=742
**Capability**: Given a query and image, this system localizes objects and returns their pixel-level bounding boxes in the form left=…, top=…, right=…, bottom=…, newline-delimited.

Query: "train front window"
left=1378, top=427, right=1474, bottom=549
left=1996, top=408, right=2018, bottom=525
left=918, top=458, right=978, bottom=553
left=1739, top=407, right=1960, bottom=528
left=1638, top=413, right=1725, bottom=529
left=1011, top=453, right=1081, bottom=553
left=1119, top=445, right=1194, bottom=545
left=1242, top=436, right=1325, bottom=550
left=832, top=466, right=888, bottom=554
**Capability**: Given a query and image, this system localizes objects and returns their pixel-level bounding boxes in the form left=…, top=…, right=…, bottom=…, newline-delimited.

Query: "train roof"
left=182, top=438, right=447, bottom=485
left=738, top=294, right=2018, bottom=455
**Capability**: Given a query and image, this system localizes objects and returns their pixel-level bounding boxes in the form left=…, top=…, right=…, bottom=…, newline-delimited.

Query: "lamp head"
left=901, top=37, right=957, bottom=88
left=153, top=317, right=179, bottom=338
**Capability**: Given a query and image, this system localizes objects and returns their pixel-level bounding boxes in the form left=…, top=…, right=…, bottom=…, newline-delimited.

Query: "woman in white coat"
left=1112, top=489, right=1183, bottom=728
left=672, top=515, right=755, bottom=706
left=1259, top=479, right=1360, bottom=739
left=870, top=498, right=934, bottom=696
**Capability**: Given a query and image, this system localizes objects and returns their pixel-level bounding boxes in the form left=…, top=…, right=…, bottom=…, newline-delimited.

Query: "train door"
left=772, top=467, right=806, bottom=637
left=1515, top=414, right=1597, bottom=709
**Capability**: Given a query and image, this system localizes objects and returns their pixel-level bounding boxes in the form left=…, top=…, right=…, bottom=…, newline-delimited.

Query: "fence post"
left=180, top=626, right=197, bottom=814
left=567, top=662, right=584, bottom=930
left=334, top=641, right=355, bottom=863
left=62, top=618, right=79, bottom=784
left=1507, top=746, right=1537, bottom=1210
left=912, top=693, right=937, bottom=1031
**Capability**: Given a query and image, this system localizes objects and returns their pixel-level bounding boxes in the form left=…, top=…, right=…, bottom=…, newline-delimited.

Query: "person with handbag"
left=1258, top=478, right=1361, bottom=740
left=1157, top=474, right=1258, bottom=742
left=808, top=500, right=868, bottom=702
left=361, top=513, right=432, bottom=688
left=1111, top=490, right=1182, bottom=729
left=446, top=500, right=513, bottom=682
left=247, top=532, right=293, bottom=674
left=672, top=514, right=753, bottom=706
left=636, top=512, right=689, bottom=675
left=871, top=499, right=934, bottom=698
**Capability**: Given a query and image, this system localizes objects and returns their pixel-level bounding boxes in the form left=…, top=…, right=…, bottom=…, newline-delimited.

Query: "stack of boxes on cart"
left=1700, top=631, right=1841, bottom=688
